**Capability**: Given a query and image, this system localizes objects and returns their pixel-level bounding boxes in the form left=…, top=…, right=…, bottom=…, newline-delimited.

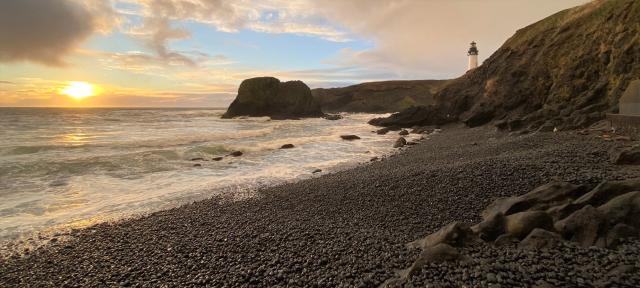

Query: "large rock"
left=472, top=212, right=505, bottom=241
left=482, top=181, right=586, bottom=219
left=504, top=211, right=554, bottom=239
left=574, top=179, right=640, bottom=207
left=518, top=228, right=562, bottom=250
left=554, top=205, right=605, bottom=247
left=368, top=105, right=451, bottom=127
left=409, top=222, right=473, bottom=249
left=596, top=191, right=640, bottom=228
left=612, top=145, right=640, bottom=165
left=222, top=77, right=323, bottom=119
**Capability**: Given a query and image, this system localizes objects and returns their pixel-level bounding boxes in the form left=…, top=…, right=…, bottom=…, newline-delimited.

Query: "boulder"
left=494, top=234, right=519, bottom=247
left=574, top=179, right=640, bottom=207
left=555, top=205, right=605, bottom=247
left=482, top=181, right=586, bottom=219
left=229, top=151, right=243, bottom=157
left=472, top=212, right=505, bottom=241
left=312, top=169, right=322, bottom=174
left=222, top=77, right=323, bottom=119
left=612, top=145, right=640, bottom=165
left=405, top=243, right=464, bottom=277
left=280, top=144, right=295, bottom=149
left=596, top=191, right=640, bottom=227
left=376, top=128, right=390, bottom=135
left=368, top=105, right=450, bottom=128
left=410, top=222, right=473, bottom=249
left=323, top=114, right=342, bottom=120
left=518, top=228, right=562, bottom=250
left=340, top=135, right=360, bottom=141
left=420, top=243, right=462, bottom=263
left=212, top=157, right=223, bottom=161
left=393, top=137, right=407, bottom=148
left=410, top=127, right=432, bottom=134
left=602, top=223, right=638, bottom=248
left=399, top=130, right=409, bottom=136
left=504, top=211, right=554, bottom=239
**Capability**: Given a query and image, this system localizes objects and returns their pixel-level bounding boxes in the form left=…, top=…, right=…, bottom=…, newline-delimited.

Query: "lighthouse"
left=468, top=41, right=479, bottom=70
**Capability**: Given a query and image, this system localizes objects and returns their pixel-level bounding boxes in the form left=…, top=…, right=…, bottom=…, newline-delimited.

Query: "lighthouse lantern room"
left=468, top=41, right=479, bottom=70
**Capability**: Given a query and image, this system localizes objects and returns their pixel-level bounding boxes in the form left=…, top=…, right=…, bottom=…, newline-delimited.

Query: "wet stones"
left=394, top=137, right=407, bottom=148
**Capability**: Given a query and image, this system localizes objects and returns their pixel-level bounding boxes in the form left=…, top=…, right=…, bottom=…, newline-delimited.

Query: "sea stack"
left=222, top=77, right=323, bottom=119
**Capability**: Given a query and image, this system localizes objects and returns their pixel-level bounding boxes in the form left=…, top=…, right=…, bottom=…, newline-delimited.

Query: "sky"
left=0, top=0, right=590, bottom=107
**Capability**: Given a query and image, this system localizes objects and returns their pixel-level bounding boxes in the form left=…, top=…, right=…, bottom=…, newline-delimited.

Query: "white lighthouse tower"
left=468, top=41, right=479, bottom=70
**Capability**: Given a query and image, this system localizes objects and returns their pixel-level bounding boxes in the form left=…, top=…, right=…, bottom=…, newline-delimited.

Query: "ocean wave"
left=1, top=145, right=86, bottom=156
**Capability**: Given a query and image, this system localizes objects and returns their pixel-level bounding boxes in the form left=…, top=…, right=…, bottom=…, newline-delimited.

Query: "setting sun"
left=61, top=81, right=96, bottom=100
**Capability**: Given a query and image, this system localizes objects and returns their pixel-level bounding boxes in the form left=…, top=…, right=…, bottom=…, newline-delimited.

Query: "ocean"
left=0, top=108, right=419, bottom=241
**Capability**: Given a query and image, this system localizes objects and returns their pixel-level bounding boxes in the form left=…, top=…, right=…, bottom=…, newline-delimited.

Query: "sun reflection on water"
left=58, top=132, right=92, bottom=146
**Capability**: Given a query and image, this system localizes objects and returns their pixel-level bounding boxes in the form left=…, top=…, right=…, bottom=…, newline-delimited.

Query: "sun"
left=61, top=82, right=96, bottom=100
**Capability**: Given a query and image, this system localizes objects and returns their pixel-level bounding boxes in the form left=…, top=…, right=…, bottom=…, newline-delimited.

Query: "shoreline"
left=0, top=127, right=425, bottom=258
left=2, top=125, right=639, bottom=286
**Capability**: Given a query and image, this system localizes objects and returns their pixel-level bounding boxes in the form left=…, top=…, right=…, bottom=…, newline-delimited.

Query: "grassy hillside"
left=312, top=80, right=449, bottom=113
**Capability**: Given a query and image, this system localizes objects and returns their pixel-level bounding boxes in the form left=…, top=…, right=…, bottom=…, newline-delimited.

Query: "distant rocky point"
left=222, top=77, right=323, bottom=119
left=312, top=80, right=449, bottom=113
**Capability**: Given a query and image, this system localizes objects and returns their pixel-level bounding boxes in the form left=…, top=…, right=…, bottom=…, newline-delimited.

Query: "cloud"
left=0, top=0, right=119, bottom=66
left=309, top=0, right=591, bottom=79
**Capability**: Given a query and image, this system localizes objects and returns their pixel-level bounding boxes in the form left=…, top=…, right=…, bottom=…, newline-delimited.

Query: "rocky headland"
left=222, top=77, right=323, bottom=119
left=371, top=0, right=640, bottom=131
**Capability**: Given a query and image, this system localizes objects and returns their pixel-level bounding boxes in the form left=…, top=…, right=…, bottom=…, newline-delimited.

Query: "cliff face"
left=222, top=77, right=323, bottom=119
left=373, top=0, right=640, bottom=130
left=312, top=80, right=449, bottom=113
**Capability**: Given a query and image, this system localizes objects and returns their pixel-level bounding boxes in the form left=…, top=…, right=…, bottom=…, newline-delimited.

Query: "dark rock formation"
left=369, top=105, right=452, bottom=127
left=387, top=178, right=640, bottom=285
left=393, top=137, right=407, bottom=148
left=340, top=135, right=360, bottom=141
left=323, top=114, right=342, bottom=120
left=280, top=144, right=295, bottom=149
left=229, top=151, right=243, bottom=157
left=312, top=80, right=449, bottom=113
left=370, top=0, right=640, bottom=129
left=613, top=145, right=640, bottom=164
left=222, top=77, right=323, bottom=119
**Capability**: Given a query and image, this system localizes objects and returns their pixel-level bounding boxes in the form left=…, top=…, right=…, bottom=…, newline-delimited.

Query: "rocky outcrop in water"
left=372, top=0, right=640, bottom=130
left=222, top=77, right=323, bottom=119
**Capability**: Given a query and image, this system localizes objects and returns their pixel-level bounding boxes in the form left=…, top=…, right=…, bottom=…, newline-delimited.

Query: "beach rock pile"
left=222, top=77, right=323, bottom=119
left=613, top=145, right=640, bottom=165
left=391, top=179, right=640, bottom=284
